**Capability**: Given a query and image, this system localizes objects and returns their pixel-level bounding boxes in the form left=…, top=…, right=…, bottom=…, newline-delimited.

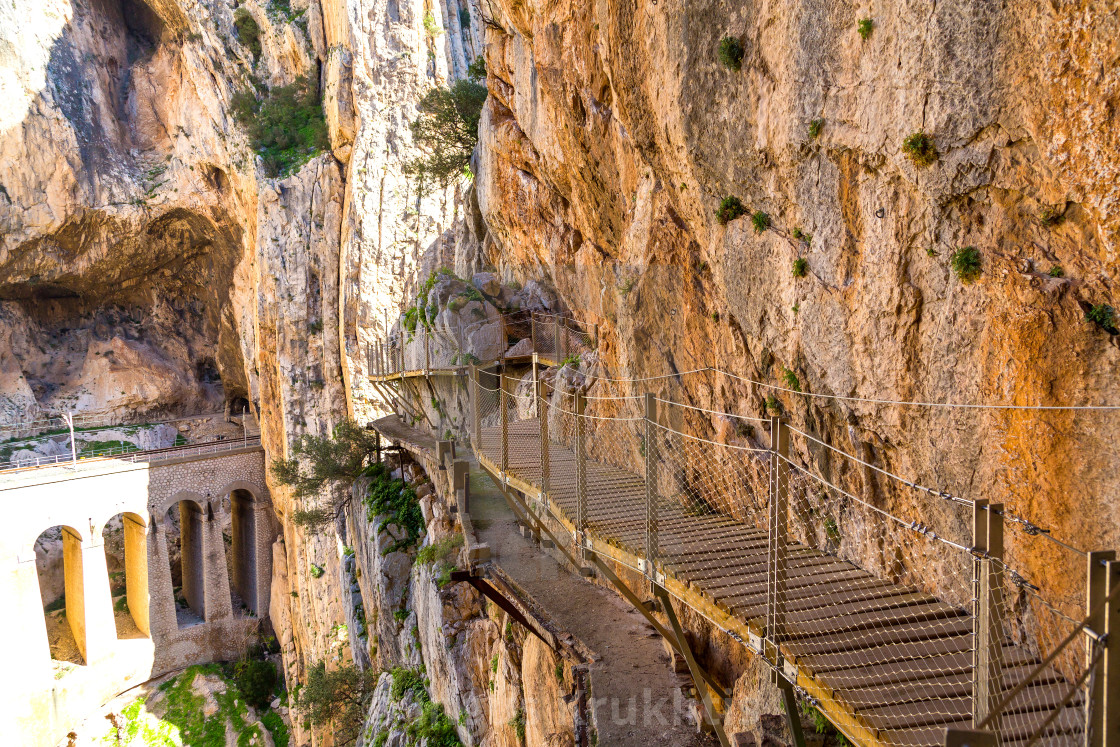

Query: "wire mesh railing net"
left=650, top=418, right=772, bottom=582
left=473, top=371, right=501, bottom=462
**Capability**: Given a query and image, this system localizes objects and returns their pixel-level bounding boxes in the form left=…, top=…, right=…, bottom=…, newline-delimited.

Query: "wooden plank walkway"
left=477, top=419, right=1083, bottom=747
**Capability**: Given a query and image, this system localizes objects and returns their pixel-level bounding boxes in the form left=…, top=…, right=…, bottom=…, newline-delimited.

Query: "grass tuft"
left=902, top=131, right=937, bottom=167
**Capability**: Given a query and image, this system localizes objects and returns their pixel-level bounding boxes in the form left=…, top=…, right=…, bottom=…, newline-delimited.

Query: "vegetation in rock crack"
left=231, top=75, right=329, bottom=177
left=510, top=707, right=526, bottom=741
left=418, top=534, right=464, bottom=588
left=405, top=63, right=488, bottom=188
left=272, top=419, right=381, bottom=531
left=361, top=462, right=425, bottom=554
left=765, top=395, right=781, bottom=414
left=1040, top=205, right=1065, bottom=226
left=233, top=9, right=262, bottom=61
left=752, top=210, right=771, bottom=233
left=793, top=227, right=812, bottom=244
left=1085, top=304, right=1117, bottom=334
left=561, top=353, right=582, bottom=368
left=858, top=18, right=874, bottom=40
left=300, top=661, right=379, bottom=746
left=423, top=11, right=444, bottom=37
left=950, top=246, right=982, bottom=284
left=792, top=257, right=808, bottom=278
left=808, top=118, right=823, bottom=139
left=902, top=131, right=937, bottom=167
left=716, top=196, right=746, bottom=225
left=309, top=563, right=324, bottom=578
left=781, top=366, right=801, bottom=392
left=1048, top=265, right=1064, bottom=278
left=460, top=7, right=472, bottom=30
left=717, top=37, right=744, bottom=70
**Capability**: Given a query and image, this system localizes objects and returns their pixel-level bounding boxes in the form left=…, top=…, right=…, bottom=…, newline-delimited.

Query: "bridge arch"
left=162, top=492, right=208, bottom=627
left=33, top=524, right=87, bottom=667
left=216, top=480, right=269, bottom=617
left=101, top=512, right=150, bottom=639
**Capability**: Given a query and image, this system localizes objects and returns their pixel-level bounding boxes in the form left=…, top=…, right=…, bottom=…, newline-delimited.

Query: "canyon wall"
left=470, top=0, right=1120, bottom=625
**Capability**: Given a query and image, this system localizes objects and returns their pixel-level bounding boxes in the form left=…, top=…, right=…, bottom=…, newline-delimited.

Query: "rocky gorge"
left=2, top=0, right=1118, bottom=745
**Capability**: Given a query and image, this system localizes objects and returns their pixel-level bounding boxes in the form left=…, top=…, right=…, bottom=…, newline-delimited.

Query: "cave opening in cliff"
left=119, top=0, right=165, bottom=65
left=167, top=499, right=206, bottom=627
left=102, top=512, right=150, bottom=639
left=34, top=525, right=87, bottom=667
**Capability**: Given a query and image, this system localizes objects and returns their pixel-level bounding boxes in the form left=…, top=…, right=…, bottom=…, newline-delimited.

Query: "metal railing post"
left=531, top=313, right=538, bottom=354
left=471, top=365, right=481, bottom=449
left=555, top=317, right=564, bottom=362
left=766, top=416, right=789, bottom=659
left=1088, top=552, right=1120, bottom=747
left=537, top=361, right=550, bottom=499
left=972, top=499, right=1005, bottom=740
left=499, top=314, right=507, bottom=362
left=644, top=392, right=658, bottom=579
left=500, top=368, right=509, bottom=475
left=575, top=390, right=587, bottom=536
left=424, top=330, right=430, bottom=372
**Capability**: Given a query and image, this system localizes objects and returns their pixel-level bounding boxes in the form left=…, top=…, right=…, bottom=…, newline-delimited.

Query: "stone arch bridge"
left=0, top=441, right=276, bottom=747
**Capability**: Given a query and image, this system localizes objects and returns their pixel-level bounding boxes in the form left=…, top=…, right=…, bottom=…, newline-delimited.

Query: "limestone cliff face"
left=471, top=0, right=1120, bottom=620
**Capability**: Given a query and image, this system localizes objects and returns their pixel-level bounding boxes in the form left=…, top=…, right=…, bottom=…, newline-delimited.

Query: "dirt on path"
left=468, top=462, right=717, bottom=747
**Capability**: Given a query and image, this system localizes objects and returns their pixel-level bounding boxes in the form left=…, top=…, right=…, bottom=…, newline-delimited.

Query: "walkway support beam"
left=644, top=392, right=658, bottom=577
left=767, top=416, right=789, bottom=657
left=972, top=499, right=1005, bottom=740
left=655, top=584, right=732, bottom=747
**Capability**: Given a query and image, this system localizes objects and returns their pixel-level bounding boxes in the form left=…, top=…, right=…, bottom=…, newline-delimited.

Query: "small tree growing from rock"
left=717, top=37, right=744, bottom=70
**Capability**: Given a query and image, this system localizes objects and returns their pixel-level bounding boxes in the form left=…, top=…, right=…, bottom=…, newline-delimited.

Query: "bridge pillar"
left=250, top=503, right=275, bottom=617
left=75, top=531, right=118, bottom=664
left=7, top=555, right=52, bottom=682
left=148, top=518, right=178, bottom=637
left=202, top=505, right=233, bottom=622
left=122, top=514, right=150, bottom=637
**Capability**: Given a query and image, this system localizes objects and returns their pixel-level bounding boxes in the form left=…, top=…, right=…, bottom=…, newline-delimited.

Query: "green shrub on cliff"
left=234, top=9, right=262, bottom=61
left=716, top=196, right=746, bottom=225
left=231, top=75, right=329, bottom=177
left=950, top=246, right=982, bottom=283
left=902, top=131, right=937, bottom=167
left=717, top=37, right=744, bottom=70
left=300, top=662, right=379, bottom=746
left=362, top=462, right=426, bottom=554
left=1086, top=304, right=1117, bottom=334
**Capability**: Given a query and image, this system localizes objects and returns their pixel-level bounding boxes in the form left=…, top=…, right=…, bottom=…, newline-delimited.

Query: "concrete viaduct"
left=0, top=441, right=277, bottom=747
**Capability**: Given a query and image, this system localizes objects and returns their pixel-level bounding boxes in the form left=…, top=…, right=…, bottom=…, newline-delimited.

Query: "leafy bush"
left=1048, top=265, right=1064, bottom=278
left=793, top=227, right=812, bottom=244
left=261, top=710, right=289, bottom=747
left=857, top=18, right=874, bottom=40
left=765, top=395, right=781, bottom=414
left=417, top=534, right=464, bottom=566
left=950, top=247, right=982, bottom=283
left=234, top=9, right=262, bottom=61
left=362, top=462, right=426, bottom=554
left=231, top=76, right=329, bottom=177
left=902, top=131, right=937, bottom=167
left=406, top=73, right=488, bottom=187
left=751, top=210, right=771, bottom=233
left=716, top=196, right=746, bottom=225
left=808, top=118, right=823, bottom=139
left=309, top=563, right=324, bottom=578
left=792, top=258, right=808, bottom=278
left=459, top=7, right=472, bottom=29
left=233, top=659, right=277, bottom=709
left=510, top=708, right=526, bottom=741
left=1086, top=304, right=1117, bottom=333
left=391, top=667, right=427, bottom=700
left=299, top=662, right=379, bottom=746
left=781, top=366, right=801, bottom=392
left=717, top=37, right=744, bottom=70
left=561, top=354, right=581, bottom=368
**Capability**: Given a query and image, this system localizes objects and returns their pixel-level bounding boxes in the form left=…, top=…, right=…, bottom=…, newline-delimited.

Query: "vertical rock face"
left=471, top=0, right=1120, bottom=623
